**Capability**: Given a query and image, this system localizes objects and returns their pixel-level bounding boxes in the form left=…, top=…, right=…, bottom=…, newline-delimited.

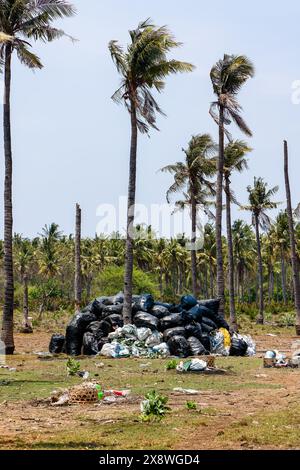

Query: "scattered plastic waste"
left=51, top=383, right=131, bottom=406
left=0, top=365, right=16, bottom=372
left=176, top=359, right=207, bottom=372
left=173, top=387, right=200, bottom=395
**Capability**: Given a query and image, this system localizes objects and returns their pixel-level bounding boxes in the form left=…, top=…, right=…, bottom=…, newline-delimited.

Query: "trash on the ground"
left=94, top=362, right=105, bottom=368
left=51, top=382, right=131, bottom=406
left=266, top=333, right=277, bottom=337
left=264, top=350, right=291, bottom=368
left=0, top=365, right=16, bottom=372
left=77, top=371, right=89, bottom=379
left=55, top=292, right=255, bottom=359
left=173, top=387, right=201, bottom=395
left=176, top=358, right=207, bottom=372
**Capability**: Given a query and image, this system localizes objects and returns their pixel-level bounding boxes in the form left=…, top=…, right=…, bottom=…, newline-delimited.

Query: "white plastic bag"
left=136, top=327, right=152, bottom=342
left=145, top=331, right=163, bottom=347
left=152, top=342, right=170, bottom=357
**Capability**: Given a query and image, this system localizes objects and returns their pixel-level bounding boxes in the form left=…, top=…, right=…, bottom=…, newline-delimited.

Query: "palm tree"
left=161, top=134, right=216, bottom=297
left=109, top=19, right=194, bottom=323
left=224, top=140, right=251, bottom=329
left=284, top=140, right=300, bottom=335
left=74, top=203, right=82, bottom=311
left=273, top=211, right=290, bottom=304
left=14, top=235, right=35, bottom=331
left=0, top=1, right=75, bottom=353
left=210, top=54, right=254, bottom=316
left=232, top=220, right=255, bottom=302
left=244, top=177, right=279, bottom=323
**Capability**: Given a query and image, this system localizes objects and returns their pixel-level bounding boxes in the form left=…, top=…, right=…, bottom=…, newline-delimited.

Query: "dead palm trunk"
left=1, top=44, right=14, bottom=354
left=254, top=213, right=264, bottom=323
left=22, top=273, right=32, bottom=333
left=74, top=203, right=82, bottom=311
left=284, top=140, right=300, bottom=335
left=216, top=105, right=225, bottom=315
left=190, top=192, right=198, bottom=297
left=209, top=262, right=214, bottom=298
left=225, top=176, right=237, bottom=330
left=280, top=245, right=287, bottom=304
left=123, top=103, right=138, bottom=324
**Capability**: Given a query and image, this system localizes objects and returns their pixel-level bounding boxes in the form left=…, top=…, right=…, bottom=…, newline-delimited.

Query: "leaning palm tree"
left=0, top=1, right=75, bottom=353
left=244, top=177, right=279, bottom=324
left=284, top=140, right=300, bottom=335
left=161, top=134, right=216, bottom=297
left=210, top=54, right=254, bottom=316
left=224, top=140, right=252, bottom=329
left=273, top=211, right=290, bottom=304
left=109, top=19, right=194, bottom=323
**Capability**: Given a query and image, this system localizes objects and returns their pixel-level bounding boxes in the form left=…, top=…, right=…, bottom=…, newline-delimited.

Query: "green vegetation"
left=140, top=390, right=171, bottom=422
left=186, top=400, right=197, bottom=410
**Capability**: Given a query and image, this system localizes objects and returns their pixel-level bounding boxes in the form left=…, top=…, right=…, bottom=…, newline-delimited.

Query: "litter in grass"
left=50, top=382, right=131, bottom=406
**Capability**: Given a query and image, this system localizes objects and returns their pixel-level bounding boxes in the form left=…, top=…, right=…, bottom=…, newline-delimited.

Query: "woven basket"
left=68, top=383, right=99, bottom=404
left=199, top=355, right=215, bottom=368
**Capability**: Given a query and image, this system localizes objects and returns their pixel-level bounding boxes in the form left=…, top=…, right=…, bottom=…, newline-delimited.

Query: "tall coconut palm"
left=244, top=178, right=279, bottom=323
left=273, top=211, right=290, bottom=304
left=161, top=134, right=216, bottom=297
left=284, top=140, right=300, bottom=335
left=14, top=235, right=35, bottom=331
left=74, top=203, right=82, bottom=312
left=232, top=220, right=255, bottom=302
left=210, top=54, right=254, bottom=316
left=223, top=140, right=251, bottom=329
left=0, top=0, right=75, bottom=353
left=109, top=19, right=194, bottom=323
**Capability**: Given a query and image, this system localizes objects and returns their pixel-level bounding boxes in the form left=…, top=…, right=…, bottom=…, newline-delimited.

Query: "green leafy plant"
left=186, top=401, right=197, bottom=410
left=140, top=390, right=170, bottom=422
left=279, top=312, right=295, bottom=327
left=166, top=359, right=178, bottom=370
left=66, top=358, right=80, bottom=376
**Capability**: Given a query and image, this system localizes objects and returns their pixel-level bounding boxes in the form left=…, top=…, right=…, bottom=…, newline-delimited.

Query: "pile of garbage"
left=51, top=382, right=130, bottom=406
left=49, top=292, right=256, bottom=358
left=264, top=349, right=300, bottom=368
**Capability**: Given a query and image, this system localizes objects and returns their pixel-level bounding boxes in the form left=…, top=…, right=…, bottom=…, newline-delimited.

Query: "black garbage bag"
left=113, top=291, right=124, bottom=304
left=106, top=313, right=124, bottom=328
left=98, top=319, right=113, bottom=337
left=133, top=312, right=159, bottom=331
left=181, top=294, right=198, bottom=310
left=185, top=322, right=203, bottom=340
left=82, top=332, right=99, bottom=355
left=160, top=313, right=185, bottom=330
left=49, top=334, right=65, bottom=354
left=184, top=305, right=205, bottom=322
left=92, top=296, right=113, bottom=318
left=153, top=301, right=173, bottom=310
left=198, top=299, right=220, bottom=316
left=167, top=335, right=190, bottom=357
left=187, top=336, right=207, bottom=356
left=200, top=334, right=211, bottom=352
left=202, top=316, right=218, bottom=330
left=132, top=294, right=154, bottom=313
left=229, top=337, right=248, bottom=356
left=163, top=326, right=187, bottom=342
left=102, top=304, right=123, bottom=318
left=198, top=305, right=230, bottom=330
left=98, top=336, right=109, bottom=351
left=81, top=302, right=94, bottom=314
left=168, top=304, right=183, bottom=313
left=151, top=305, right=170, bottom=319
left=201, top=323, right=215, bottom=334
left=86, top=321, right=106, bottom=341
left=65, top=311, right=97, bottom=356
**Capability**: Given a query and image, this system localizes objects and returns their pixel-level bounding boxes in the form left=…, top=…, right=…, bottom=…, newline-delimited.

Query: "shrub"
left=166, top=359, right=177, bottom=370
left=140, top=390, right=170, bottom=422
left=186, top=401, right=197, bottom=410
left=95, top=266, right=159, bottom=297
left=66, top=358, right=80, bottom=376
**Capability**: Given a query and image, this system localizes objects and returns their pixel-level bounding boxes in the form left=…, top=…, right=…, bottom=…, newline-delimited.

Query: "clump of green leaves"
left=186, top=400, right=197, bottom=410
left=166, top=359, right=177, bottom=370
left=279, top=312, right=295, bottom=327
left=140, top=390, right=170, bottom=422
left=66, top=358, right=80, bottom=376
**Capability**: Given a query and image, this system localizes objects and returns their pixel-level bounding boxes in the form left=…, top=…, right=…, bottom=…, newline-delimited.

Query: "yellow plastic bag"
left=219, top=328, right=231, bottom=348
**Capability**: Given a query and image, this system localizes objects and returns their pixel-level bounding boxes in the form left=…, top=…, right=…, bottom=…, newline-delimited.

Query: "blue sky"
left=1, top=0, right=300, bottom=237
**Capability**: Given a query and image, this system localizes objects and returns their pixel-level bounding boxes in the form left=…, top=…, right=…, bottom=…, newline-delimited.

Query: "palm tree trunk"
left=22, top=274, right=32, bottom=332
left=123, top=103, right=138, bottom=324
left=209, top=262, right=214, bottom=298
left=216, top=105, right=225, bottom=315
left=284, top=140, right=300, bottom=335
left=1, top=44, right=14, bottom=354
left=280, top=245, right=287, bottom=304
left=204, top=266, right=208, bottom=298
left=225, top=177, right=237, bottom=330
left=254, top=213, right=264, bottom=323
left=190, top=193, right=198, bottom=297
left=74, top=203, right=82, bottom=312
